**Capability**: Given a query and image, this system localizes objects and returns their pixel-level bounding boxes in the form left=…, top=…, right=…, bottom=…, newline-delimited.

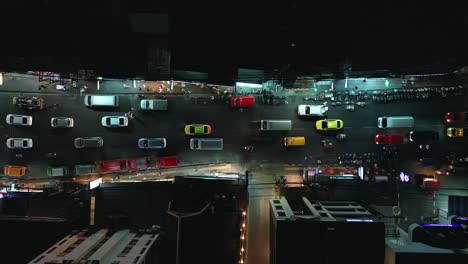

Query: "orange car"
left=4, top=165, right=27, bottom=177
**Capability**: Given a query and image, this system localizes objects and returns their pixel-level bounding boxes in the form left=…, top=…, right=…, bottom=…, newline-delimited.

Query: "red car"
left=127, top=157, right=152, bottom=171
left=155, top=156, right=179, bottom=168
left=445, top=112, right=467, bottom=123
left=374, top=134, right=405, bottom=145
left=229, top=96, right=255, bottom=108
left=96, top=159, right=127, bottom=173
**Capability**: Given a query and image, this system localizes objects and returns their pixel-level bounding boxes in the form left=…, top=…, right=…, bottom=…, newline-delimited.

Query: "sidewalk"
left=1, top=72, right=462, bottom=98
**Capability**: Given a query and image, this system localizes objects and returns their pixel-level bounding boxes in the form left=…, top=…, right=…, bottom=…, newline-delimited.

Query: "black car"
left=408, top=131, right=439, bottom=143
left=12, top=96, right=44, bottom=110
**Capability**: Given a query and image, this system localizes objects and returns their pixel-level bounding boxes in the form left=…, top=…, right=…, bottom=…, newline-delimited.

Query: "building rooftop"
left=28, top=228, right=160, bottom=264
left=270, top=196, right=375, bottom=222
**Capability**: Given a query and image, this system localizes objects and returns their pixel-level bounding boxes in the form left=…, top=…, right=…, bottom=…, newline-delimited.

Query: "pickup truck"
left=297, top=104, right=328, bottom=116
left=140, top=99, right=168, bottom=111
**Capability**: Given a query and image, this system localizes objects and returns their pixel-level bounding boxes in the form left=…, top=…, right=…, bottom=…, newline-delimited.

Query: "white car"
left=297, top=105, right=328, bottom=116
left=6, top=114, right=33, bottom=126
left=6, top=138, right=33, bottom=149
left=51, top=117, right=74, bottom=128
left=101, top=116, right=128, bottom=127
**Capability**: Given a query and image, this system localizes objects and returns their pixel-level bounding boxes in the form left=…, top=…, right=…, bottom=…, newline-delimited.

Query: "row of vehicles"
left=374, top=112, right=467, bottom=145
left=2, top=156, right=179, bottom=177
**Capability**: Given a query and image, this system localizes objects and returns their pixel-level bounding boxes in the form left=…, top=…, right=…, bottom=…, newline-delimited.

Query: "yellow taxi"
left=283, top=137, right=306, bottom=146
left=447, top=127, right=464, bottom=138
left=3, top=165, right=27, bottom=177
left=315, top=119, right=344, bottom=131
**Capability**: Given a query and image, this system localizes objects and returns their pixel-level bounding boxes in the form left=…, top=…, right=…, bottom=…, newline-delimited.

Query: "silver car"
left=138, top=138, right=167, bottom=149
left=6, top=114, right=33, bottom=126
left=101, top=116, right=128, bottom=127
left=51, top=117, right=74, bottom=128
left=74, top=137, right=103, bottom=149
left=6, top=138, right=33, bottom=149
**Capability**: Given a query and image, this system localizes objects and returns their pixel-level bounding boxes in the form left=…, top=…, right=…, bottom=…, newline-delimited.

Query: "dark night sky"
left=1, top=0, right=466, bottom=75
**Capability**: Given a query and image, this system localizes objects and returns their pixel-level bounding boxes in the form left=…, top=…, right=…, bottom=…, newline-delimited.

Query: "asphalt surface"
left=1, top=86, right=467, bottom=177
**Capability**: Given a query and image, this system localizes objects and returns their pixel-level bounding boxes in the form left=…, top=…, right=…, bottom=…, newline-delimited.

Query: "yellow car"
left=3, top=165, right=27, bottom=177
left=315, top=119, right=344, bottom=131
left=447, top=127, right=464, bottom=138
left=184, top=124, right=212, bottom=135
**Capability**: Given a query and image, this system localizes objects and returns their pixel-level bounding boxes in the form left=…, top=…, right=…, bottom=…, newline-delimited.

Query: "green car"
left=47, top=166, right=69, bottom=177
left=184, top=124, right=212, bottom=135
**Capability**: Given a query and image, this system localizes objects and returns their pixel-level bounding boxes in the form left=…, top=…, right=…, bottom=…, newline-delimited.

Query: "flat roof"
left=270, top=197, right=375, bottom=222
left=28, top=229, right=159, bottom=264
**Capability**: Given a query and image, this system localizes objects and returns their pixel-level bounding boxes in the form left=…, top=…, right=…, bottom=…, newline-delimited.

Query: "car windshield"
left=322, top=121, right=328, bottom=129
left=305, top=106, right=310, bottom=114
left=190, top=126, right=195, bottom=133
left=233, top=98, right=238, bottom=106
left=119, top=119, right=124, bottom=125
left=380, top=137, right=385, bottom=144
left=10, top=141, right=14, bottom=147
left=106, top=119, right=111, bottom=125
left=204, top=126, right=208, bottom=133
left=22, top=117, right=27, bottom=123
left=337, top=121, right=341, bottom=127
left=22, top=140, right=28, bottom=146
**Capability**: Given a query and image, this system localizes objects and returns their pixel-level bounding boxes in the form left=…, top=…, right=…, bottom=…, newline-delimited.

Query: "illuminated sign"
left=89, top=178, right=102, bottom=190
left=420, top=223, right=461, bottom=228
left=399, top=172, right=410, bottom=184
left=0, top=73, right=4, bottom=85
left=235, top=82, right=262, bottom=88
left=346, top=219, right=374, bottom=222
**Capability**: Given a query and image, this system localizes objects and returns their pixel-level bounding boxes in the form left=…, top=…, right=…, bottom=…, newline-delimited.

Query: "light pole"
left=167, top=201, right=211, bottom=264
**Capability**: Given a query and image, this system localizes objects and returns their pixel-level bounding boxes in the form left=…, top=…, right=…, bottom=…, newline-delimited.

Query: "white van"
left=84, top=95, right=119, bottom=107
left=260, top=120, right=292, bottom=131
left=378, top=116, right=414, bottom=129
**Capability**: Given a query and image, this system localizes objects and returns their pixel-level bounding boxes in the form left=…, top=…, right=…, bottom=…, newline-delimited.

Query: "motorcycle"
left=321, top=139, right=333, bottom=149
left=244, top=146, right=254, bottom=152
left=336, top=133, right=347, bottom=140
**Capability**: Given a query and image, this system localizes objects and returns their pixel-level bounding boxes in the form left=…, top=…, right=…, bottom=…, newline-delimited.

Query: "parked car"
left=156, top=156, right=179, bottom=168
left=447, top=127, right=464, bottom=138
left=74, top=137, right=103, bottom=149
left=408, top=131, right=439, bottom=143
left=184, top=124, right=212, bottom=135
left=229, top=96, right=255, bottom=108
left=51, top=117, right=74, bottom=128
left=3, top=165, right=26, bottom=177
left=127, top=157, right=152, bottom=171
left=6, top=114, right=32, bottom=126
left=138, top=138, right=167, bottom=149
left=47, top=166, right=69, bottom=177
left=96, top=159, right=127, bottom=173
left=315, top=119, right=343, bottom=131
left=12, top=96, right=43, bottom=110
left=101, top=116, right=128, bottom=127
left=74, top=164, right=96, bottom=175
left=374, top=134, right=405, bottom=145
left=6, top=138, right=33, bottom=149
left=444, top=112, right=467, bottom=123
